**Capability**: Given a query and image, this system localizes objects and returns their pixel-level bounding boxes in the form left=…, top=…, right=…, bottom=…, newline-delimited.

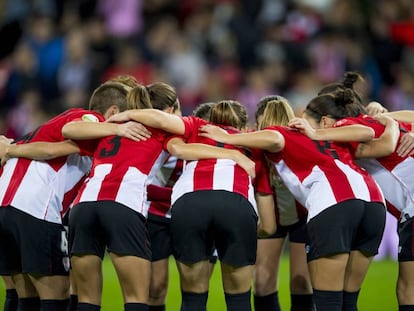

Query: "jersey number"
left=313, top=140, right=339, bottom=159
left=99, top=136, right=121, bottom=157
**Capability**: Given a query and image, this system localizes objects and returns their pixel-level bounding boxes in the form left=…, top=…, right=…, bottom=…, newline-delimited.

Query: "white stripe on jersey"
left=357, top=157, right=414, bottom=221
left=275, top=159, right=383, bottom=221
left=0, top=155, right=91, bottom=223
left=79, top=163, right=113, bottom=202
left=115, top=166, right=147, bottom=215
left=172, top=159, right=257, bottom=213
left=212, top=160, right=235, bottom=192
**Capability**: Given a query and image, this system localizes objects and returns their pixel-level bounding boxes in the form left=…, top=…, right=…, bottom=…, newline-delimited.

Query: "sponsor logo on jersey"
left=82, top=114, right=99, bottom=122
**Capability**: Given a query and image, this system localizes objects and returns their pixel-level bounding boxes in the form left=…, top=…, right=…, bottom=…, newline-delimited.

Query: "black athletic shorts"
left=171, top=190, right=258, bottom=267
left=147, top=216, right=173, bottom=262
left=69, top=201, right=151, bottom=260
left=306, top=199, right=386, bottom=262
left=0, top=206, right=70, bottom=276
left=398, top=216, right=414, bottom=261
left=259, top=218, right=308, bottom=243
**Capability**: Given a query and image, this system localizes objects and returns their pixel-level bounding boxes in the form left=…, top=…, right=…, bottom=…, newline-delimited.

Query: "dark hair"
left=318, top=71, right=364, bottom=106
left=89, top=82, right=130, bottom=114
left=209, top=100, right=248, bottom=130
left=193, top=102, right=214, bottom=120
left=305, top=88, right=364, bottom=122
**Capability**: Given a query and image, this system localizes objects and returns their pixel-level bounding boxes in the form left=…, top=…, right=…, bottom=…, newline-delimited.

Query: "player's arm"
left=166, top=137, right=256, bottom=177
left=355, top=115, right=399, bottom=158
left=382, top=110, right=414, bottom=125
left=107, top=109, right=186, bottom=135
left=0, top=140, right=80, bottom=166
left=288, top=117, right=374, bottom=142
left=62, top=120, right=151, bottom=141
left=255, top=192, right=276, bottom=237
left=199, top=125, right=285, bottom=153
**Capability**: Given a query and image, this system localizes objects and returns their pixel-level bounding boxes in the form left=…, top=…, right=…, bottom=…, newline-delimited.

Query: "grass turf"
left=0, top=256, right=398, bottom=310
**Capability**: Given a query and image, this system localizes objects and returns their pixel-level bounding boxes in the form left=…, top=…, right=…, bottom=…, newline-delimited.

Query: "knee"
left=290, top=274, right=312, bottom=294
left=149, top=279, right=168, bottom=300
left=254, top=268, right=276, bottom=295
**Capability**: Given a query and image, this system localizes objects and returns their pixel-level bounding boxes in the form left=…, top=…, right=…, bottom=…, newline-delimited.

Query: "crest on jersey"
left=82, top=114, right=99, bottom=122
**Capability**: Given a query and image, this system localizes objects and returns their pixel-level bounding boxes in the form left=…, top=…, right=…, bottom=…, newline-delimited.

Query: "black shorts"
left=398, top=216, right=414, bottom=261
left=306, top=200, right=386, bottom=262
left=147, top=216, right=173, bottom=262
left=171, top=190, right=258, bottom=267
left=0, top=206, right=70, bottom=276
left=69, top=201, right=151, bottom=260
left=259, top=218, right=308, bottom=243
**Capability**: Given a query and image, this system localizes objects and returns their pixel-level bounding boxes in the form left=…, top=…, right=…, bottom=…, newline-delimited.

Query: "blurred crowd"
left=0, top=0, right=414, bottom=139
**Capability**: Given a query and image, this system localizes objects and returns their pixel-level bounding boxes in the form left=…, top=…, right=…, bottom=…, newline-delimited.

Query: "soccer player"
left=106, top=100, right=276, bottom=311
left=0, top=80, right=145, bottom=311
left=146, top=102, right=215, bottom=311
left=294, top=75, right=414, bottom=311
left=63, top=86, right=258, bottom=311
left=253, top=96, right=313, bottom=311
left=199, top=97, right=398, bottom=311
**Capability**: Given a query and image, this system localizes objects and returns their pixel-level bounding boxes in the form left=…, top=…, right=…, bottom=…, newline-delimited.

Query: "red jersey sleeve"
left=252, top=149, right=273, bottom=194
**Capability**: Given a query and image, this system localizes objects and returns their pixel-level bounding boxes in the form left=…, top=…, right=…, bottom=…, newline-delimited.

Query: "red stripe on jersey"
left=96, top=166, right=125, bottom=201
left=232, top=164, right=250, bottom=197
left=324, top=161, right=356, bottom=202
left=193, top=159, right=216, bottom=190
left=1, top=159, right=31, bottom=206
left=61, top=176, right=87, bottom=218
left=386, top=200, right=402, bottom=219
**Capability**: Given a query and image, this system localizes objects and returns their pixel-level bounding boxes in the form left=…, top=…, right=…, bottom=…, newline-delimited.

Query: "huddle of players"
left=0, top=72, right=414, bottom=311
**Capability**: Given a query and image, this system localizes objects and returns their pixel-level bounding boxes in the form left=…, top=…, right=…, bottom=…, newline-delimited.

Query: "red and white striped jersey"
left=336, top=114, right=414, bottom=221
left=255, top=151, right=307, bottom=226
left=0, top=108, right=103, bottom=223
left=147, top=156, right=183, bottom=219
left=171, top=116, right=257, bottom=212
left=73, top=127, right=170, bottom=217
left=264, top=126, right=385, bottom=221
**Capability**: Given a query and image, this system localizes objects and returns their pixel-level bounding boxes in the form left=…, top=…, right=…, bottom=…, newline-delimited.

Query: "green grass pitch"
left=0, top=256, right=397, bottom=310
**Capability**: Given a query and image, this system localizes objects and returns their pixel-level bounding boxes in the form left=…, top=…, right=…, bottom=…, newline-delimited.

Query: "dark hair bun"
left=334, top=88, right=354, bottom=106
left=342, top=71, right=361, bottom=89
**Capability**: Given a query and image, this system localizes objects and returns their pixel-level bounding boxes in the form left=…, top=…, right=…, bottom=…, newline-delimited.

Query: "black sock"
left=342, top=290, right=360, bottom=311
left=254, top=292, right=281, bottom=311
left=124, top=303, right=148, bottom=311
left=41, top=299, right=69, bottom=311
left=18, top=297, right=40, bottom=311
left=313, top=289, right=342, bottom=311
left=4, top=289, right=18, bottom=311
left=76, top=302, right=101, bottom=311
left=68, top=295, right=78, bottom=311
left=399, top=306, right=414, bottom=311
left=291, top=293, right=314, bottom=311
left=225, top=290, right=252, bottom=311
left=181, top=291, right=208, bottom=311
left=148, top=305, right=165, bottom=311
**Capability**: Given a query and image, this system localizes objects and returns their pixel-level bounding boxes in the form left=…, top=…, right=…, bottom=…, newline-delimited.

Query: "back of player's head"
left=193, top=102, right=214, bottom=121
left=259, top=96, right=295, bottom=130
left=305, top=88, right=363, bottom=122
left=318, top=71, right=364, bottom=106
left=108, top=75, right=139, bottom=89
left=146, top=82, right=179, bottom=112
left=209, top=100, right=247, bottom=130
left=126, top=85, right=152, bottom=109
left=255, top=95, right=281, bottom=124
left=89, top=82, right=130, bottom=114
